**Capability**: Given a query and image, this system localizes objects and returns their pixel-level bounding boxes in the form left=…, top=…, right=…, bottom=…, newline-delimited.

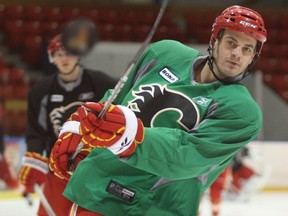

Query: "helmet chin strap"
left=207, top=44, right=257, bottom=85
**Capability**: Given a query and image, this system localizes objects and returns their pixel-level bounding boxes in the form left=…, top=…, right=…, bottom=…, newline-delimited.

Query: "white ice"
left=0, top=191, right=287, bottom=216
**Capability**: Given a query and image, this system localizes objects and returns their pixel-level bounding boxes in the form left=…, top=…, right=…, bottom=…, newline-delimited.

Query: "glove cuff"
left=59, top=120, right=81, bottom=136
left=107, top=105, right=139, bottom=155
left=22, top=153, right=49, bottom=174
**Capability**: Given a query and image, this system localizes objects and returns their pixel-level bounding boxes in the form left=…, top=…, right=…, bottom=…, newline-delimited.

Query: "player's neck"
left=195, top=62, right=215, bottom=83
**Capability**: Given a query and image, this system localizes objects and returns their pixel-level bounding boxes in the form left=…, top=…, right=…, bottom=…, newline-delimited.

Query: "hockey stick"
left=69, top=0, right=170, bottom=165
left=98, top=0, right=169, bottom=118
left=34, top=184, right=56, bottom=216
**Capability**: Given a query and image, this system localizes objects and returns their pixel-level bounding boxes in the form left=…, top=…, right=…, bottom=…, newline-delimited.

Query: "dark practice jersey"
left=65, top=40, right=262, bottom=216
left=26, top=68, right=116, bottom=155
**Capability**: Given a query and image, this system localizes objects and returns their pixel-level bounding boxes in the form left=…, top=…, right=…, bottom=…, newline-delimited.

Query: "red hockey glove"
left=49, top=130, right=91, bottom=181
left=78, top=102, right=144, bottom=157
left=18, top=152, right=49, bottom=193
left=49, top=111, right=92, bottom=180
left=77, top=102, right=126, bottom=146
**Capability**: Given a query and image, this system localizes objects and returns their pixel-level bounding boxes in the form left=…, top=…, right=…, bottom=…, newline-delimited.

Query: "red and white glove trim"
left=59, top=121, right=81, bottom=136
left=107, top=105, right=138, bottom=155
left=22, top=156, right=49, bottom=174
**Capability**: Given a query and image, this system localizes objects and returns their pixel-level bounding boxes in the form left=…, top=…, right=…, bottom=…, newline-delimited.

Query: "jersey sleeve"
left=25, top=82, right=50, bottom=154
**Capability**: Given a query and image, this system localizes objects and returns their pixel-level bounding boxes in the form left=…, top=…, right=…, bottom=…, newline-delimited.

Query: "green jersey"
left=64, top=40, right=262, bottom=216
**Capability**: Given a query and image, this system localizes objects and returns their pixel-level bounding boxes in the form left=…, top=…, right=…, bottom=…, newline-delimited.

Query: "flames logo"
left=128, top=84, right=200, bottom=131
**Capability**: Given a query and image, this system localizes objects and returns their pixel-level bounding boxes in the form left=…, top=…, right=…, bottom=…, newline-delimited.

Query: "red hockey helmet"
left=210, top=5, right=267, bottom=55
left=47, top=34, right=65, bottom=63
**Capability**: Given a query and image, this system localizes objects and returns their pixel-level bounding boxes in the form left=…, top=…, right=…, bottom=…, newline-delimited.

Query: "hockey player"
left=228, top=146, right=268, bottom=201
left=49, top=5, right=267, bottom=216
left=231, top=147, right=256, bottom=192
left=17, top=34, right=116, bottom=215
left=207, top=166, right=232, bottom=216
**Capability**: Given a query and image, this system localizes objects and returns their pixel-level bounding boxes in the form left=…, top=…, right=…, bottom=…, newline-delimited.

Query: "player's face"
left=213, top=30, right=257, bottom=78
left=53, top=50, right=79, bottom=74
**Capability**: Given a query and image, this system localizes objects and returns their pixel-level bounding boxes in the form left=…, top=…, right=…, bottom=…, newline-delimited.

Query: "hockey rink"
left=0, top=191, right=288, bottom=216
left=1, top=140, right=287, bottom=215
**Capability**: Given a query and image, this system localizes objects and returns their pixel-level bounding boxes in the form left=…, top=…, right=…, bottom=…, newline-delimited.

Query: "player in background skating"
left=17, top=34, right=116, bottom=216
left=200, top=146, right=269, bottom=216
left=227, top=146, right=270, bottom=201
left=208, top=166, right=232, bottom=216
left=197, top=166, right=232, bottom=216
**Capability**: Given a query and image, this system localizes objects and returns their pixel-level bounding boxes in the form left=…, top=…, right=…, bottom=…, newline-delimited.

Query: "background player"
left=207, top=166, right=232, bottom=216
left=17, top=34, right=116, bottom=215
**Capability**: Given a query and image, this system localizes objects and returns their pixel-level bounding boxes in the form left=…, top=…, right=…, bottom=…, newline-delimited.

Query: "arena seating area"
left=0, top=3, right=287, bottom=136
left=0, top=52, right=28, bottom=136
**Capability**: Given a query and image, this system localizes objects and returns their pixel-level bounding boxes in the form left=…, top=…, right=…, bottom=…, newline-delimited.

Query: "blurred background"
left=0, top=0, right=287, bottom=215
